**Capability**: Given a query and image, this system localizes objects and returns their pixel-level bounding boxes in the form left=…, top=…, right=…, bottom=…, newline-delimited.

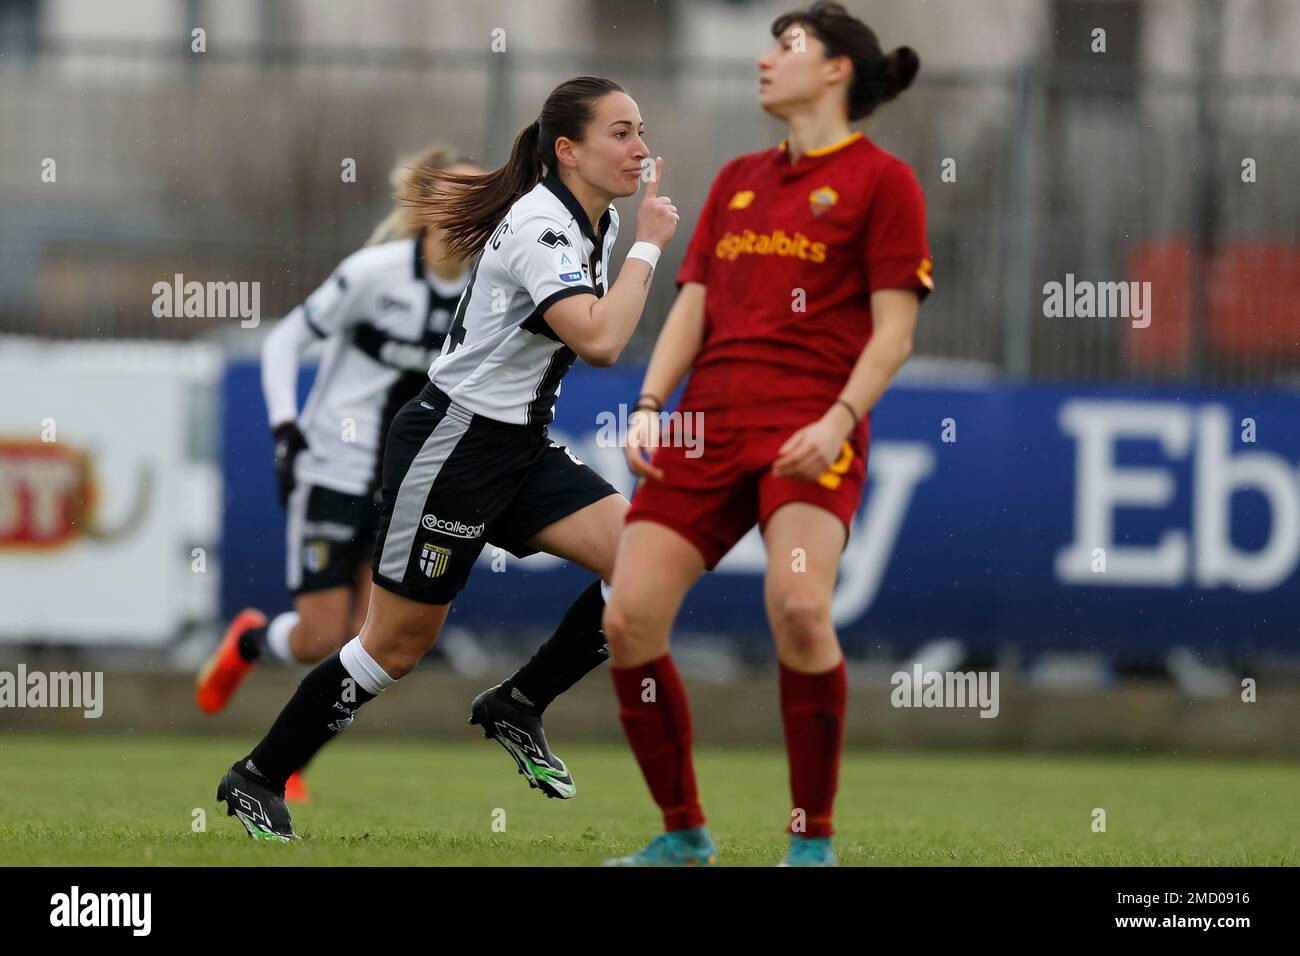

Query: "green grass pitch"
left=1, top=733, right=1296, bottom=866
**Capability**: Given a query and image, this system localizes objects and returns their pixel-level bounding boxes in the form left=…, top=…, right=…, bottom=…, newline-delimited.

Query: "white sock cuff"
left=265, top=611, right=299, bottom=662
left=340, top=636, right=395, bottom=696
left=600, top=579, right=612, bottom=604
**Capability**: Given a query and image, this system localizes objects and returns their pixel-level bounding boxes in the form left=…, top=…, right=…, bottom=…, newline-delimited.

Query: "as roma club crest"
left=808, top=185, right=839, bottom=217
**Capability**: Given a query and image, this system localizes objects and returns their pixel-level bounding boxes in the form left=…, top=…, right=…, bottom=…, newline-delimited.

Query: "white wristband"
left=626, top=241, right=661, bottom=270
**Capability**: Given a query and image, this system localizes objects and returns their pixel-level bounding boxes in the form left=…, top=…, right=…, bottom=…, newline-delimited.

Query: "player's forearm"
left=831, top=324, right=913, bottom=433
left=639, top=282, right=705, bottom=405
left=261, top=307, right=313, bottom=428
left=583, top=257, right=656, bottom=366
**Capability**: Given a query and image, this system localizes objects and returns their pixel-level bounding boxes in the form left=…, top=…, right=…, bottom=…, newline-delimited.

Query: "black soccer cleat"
left=216, top=762, right=298, bottom=842
left=469, top=684, right=576, bottom=799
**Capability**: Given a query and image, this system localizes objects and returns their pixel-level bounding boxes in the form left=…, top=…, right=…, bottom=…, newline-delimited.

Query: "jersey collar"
left=542, top=172, right=612, bottom=242
left=776, top=130, right=864, bottom=166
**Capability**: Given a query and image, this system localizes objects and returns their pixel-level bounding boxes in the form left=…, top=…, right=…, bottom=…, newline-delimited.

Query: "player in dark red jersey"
left=602, top=1, right=932, bottom=866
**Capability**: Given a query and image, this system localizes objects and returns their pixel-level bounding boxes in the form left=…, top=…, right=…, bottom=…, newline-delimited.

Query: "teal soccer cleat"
left=778, top=834, right=837, bottom=867
left=604, top=827, right=719, bottom=867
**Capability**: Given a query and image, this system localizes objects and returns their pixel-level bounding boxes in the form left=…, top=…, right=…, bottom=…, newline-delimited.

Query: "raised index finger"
left=644, top=156, right=663, bottom=198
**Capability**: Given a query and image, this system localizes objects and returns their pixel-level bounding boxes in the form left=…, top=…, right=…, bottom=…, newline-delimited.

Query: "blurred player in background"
left=196, top=145, right=481, bottom=799
left=603, top=1, right=932, bottom=866
left=213, top=76, right=679, bottom=840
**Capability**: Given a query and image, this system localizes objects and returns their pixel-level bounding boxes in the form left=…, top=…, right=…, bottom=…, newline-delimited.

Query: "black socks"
left=235, top=579, right=609, bottom=792
left=237, top=625, right=269, bottom=662
left=502, top=579, right=609, bottom=714
left=241, top=650, right=376, bottom=791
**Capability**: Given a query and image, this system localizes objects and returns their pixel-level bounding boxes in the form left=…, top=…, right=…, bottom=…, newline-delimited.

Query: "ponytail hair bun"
left=882, top=46, right=920, bottom=101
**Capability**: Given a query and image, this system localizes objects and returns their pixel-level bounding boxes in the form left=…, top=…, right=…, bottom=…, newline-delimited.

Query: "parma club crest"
left=809, top=185, right=839, bottom=217
left=418, top=542, right=452, bottom=579
left=303, top=540, right=329, bottom=573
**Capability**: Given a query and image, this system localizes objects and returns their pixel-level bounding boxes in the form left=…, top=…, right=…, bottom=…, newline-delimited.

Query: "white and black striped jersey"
left=265, top=233, right=469, bottom=497
left=429, top=173, right=618, bottom=426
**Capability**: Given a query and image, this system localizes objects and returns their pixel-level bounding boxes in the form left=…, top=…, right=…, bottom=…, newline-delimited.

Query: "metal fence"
left=2, top=38, right=1298, bottom=385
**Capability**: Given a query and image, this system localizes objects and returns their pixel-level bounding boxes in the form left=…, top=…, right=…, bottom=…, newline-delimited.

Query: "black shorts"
left=285, top=483, right=379, bottom=595
left=371, top=383, right=621, bottom=604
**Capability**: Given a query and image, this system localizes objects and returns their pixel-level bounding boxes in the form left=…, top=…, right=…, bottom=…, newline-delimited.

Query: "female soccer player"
left=195, top=150, right=474, bottom=675
left=214, top=76, right=679, bottom=840
left=602, top=2, right=932, bottom=866
left=196, top=146, right=480, bottom=802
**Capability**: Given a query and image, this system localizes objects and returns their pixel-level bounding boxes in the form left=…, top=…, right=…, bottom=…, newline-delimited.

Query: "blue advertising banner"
left=222, top=361, right=1300, bottom=654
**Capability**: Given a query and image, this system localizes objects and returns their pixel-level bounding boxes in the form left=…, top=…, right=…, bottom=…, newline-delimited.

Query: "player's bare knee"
left=293, top=641, right=328, bottom=665
left=603, top=601, right=655, bottom=654
left=602, top=601, right=631, bottom=646
left=371, top=636, right=428, bottom=678
left=769, top=592, right=832, bottom=646
left=377, top=650, right=419, bottom=680
left=362, top=621, right=437, bottom=679
left=298, top=622, right=350, bottom=664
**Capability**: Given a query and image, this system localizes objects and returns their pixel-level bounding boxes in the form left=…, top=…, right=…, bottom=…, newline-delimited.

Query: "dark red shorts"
left=625, top=418, right=867, bottom=570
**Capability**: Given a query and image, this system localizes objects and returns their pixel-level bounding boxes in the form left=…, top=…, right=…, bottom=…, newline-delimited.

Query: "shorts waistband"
left=419, top=382, right=547, bottom=437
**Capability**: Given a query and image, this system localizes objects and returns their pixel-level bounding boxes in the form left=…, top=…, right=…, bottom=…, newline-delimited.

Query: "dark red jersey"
left=675, top=132, right=932, bottom=429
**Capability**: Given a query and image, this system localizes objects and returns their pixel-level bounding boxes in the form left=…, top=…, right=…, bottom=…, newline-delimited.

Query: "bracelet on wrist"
left=833, top=399, right=860, bottom=429
left=635, top=393, right=663, bottom=412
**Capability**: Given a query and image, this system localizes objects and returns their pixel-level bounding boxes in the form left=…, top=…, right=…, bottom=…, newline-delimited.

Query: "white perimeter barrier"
left=0, top=337, right=222, bottom=646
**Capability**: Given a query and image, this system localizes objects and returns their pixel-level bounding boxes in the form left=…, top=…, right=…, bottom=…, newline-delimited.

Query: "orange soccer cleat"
left=284, top=771, right=311, bottom=803
left=196, top=608, right=267, bottom=714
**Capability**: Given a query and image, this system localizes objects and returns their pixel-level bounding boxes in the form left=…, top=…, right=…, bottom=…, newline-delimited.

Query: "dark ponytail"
left=772, top=1, right=920, bottom=120
left=406, top=76, right=623, bottom=262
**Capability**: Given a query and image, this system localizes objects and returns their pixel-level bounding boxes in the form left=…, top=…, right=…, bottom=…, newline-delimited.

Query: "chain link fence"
left=2, top=38, right=1298, bottom=384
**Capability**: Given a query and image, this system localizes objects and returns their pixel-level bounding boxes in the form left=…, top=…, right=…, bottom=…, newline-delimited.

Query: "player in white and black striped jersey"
left=196, top=147, right=480, bottom=759
left=427, top=170, right=619, bottom=425
left=215, top=77, right=680, bottom=838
